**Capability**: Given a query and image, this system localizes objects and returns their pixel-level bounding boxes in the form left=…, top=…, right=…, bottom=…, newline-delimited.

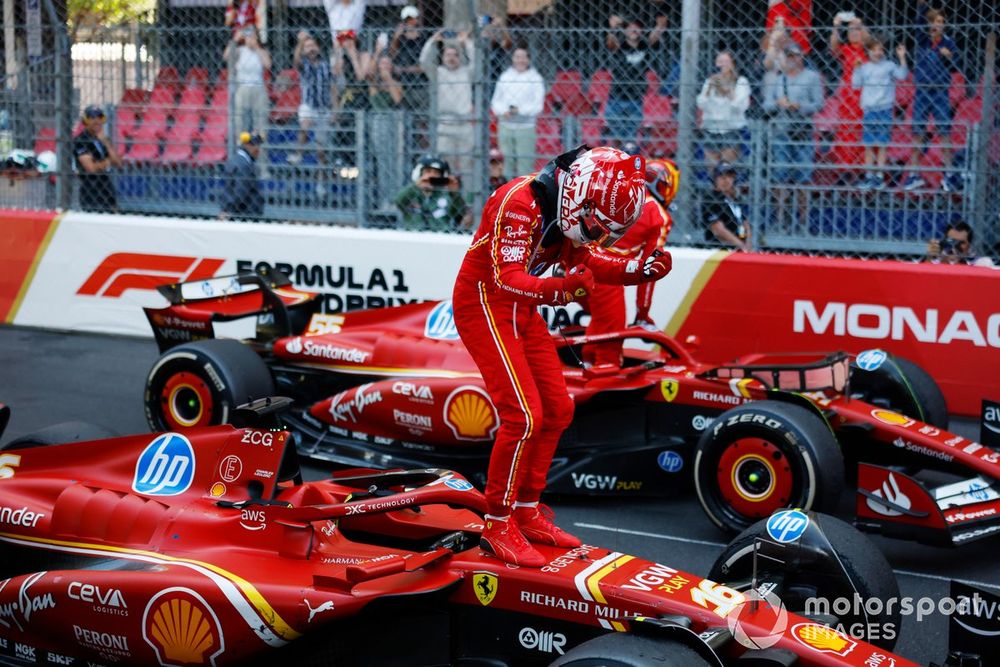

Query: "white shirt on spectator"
left=420, top=38, right=476, bottom=118
left=323, top=0, right=366, bottom=34
left=234, top=46, right=265, bottom=86
left=696, top=75, right=751, bottom=133
left=490, top=67, right=546, bottom=129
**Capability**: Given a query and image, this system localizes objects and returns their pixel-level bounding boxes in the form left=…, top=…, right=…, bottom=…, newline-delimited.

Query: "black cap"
left=83, top=104, right=106, bottom=119
left=713, top=161, right=737, bottom=179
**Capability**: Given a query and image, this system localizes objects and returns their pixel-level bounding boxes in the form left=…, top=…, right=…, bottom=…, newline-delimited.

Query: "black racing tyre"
left=694, top=401, right=845, bottom=534
left=2, top=421, right=118, bottom=450
left=550, top=633, right=711, bottom=667
left=850, top=354, right=948, bottom=429
left=144, top=339, right=275, bottom=432
left=709, top=512, right=901, bottom=650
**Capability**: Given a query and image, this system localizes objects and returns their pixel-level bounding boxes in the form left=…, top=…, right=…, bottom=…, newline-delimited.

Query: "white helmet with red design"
left=557, top=146, right=646, bottom=248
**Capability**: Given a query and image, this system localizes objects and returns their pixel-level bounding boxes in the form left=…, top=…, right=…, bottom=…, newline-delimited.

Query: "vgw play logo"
left=132, top=433, right=196, bottom=496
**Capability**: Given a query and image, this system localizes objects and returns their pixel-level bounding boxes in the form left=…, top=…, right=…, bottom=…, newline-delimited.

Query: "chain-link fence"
left=1, top=0, right=998, bottom=262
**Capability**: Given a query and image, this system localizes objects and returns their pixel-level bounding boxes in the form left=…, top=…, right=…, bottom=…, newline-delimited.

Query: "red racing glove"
left=640, top=250, right=672, bottom=282
left=549, top=265, right=595, bottom=304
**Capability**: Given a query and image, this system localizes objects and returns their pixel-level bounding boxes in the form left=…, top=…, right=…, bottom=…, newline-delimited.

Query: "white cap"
left=401, top=5, right=419, bottom=19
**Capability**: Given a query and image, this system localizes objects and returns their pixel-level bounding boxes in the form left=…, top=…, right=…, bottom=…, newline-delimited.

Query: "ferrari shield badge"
left=473, top=571, right=498, bottom=606
left=659, top=380, right=679, bottom=402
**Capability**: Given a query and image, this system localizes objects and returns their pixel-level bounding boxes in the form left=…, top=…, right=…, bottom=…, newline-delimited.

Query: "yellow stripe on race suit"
left=489, top=176, right=535, bottom=292
left=478, top=282, right=534, bottom=508
left=665, top=249, right=729, bottom=337
left=0, top=531, right=301, bottom=645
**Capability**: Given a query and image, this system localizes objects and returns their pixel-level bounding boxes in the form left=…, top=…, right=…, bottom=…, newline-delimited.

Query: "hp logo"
left=765, top=509, right=810, bottom=544
left=133, top=433, right=196, bottom=496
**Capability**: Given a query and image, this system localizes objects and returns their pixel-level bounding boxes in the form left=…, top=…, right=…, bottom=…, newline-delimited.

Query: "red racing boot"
left=480, top=515, right=546, bottom=567
left=514, top=503, right=582, bottom=548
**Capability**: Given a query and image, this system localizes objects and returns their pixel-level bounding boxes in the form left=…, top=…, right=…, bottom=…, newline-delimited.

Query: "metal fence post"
left=354, top=109, right=367, bottom=226
left=972, top=32, right=996, bottom=252
left=470, top=0, right=487, bottom=225
left=41, top=0, right=71, bottom=209
left=675, top=0, right=701, bottom=238
left=750, top=121, right=766, bottom=251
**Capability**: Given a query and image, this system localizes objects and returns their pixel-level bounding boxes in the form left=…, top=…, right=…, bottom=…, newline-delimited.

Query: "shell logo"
left=870, top=409, right=915, bottom=428
left=444, top=386, right=499, bottom=441
left=143, top=588, right=225, bottom=666
left=790, top=623, right=856, bottom=656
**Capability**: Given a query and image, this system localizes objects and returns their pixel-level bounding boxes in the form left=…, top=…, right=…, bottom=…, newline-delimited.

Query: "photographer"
left=394, top=154, right=469, bottom=231
left=925, top=221, right=995, bottom=267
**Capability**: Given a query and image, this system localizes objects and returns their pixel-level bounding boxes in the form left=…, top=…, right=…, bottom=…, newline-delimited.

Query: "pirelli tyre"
left=694, top=401, right=844, bottom=534
left=850, top=353, right=948, bottom=429
left=709, top=512, right=901, bottom=650
left=145, top=339, right=275, bottom=432
left=550, top=633, right=712, bottom=667
left=1, top=421, right=118, bottom=450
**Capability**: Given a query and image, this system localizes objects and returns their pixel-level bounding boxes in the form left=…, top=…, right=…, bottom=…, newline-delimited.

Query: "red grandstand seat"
left=154, top=66, right=180, bottom=90
left=641, top=93, right=672, bottom=126
left=534, top=116, right=562, bottom=170
left=949, top=71, right=968, bottom=111
left=645, top=69, right=659, bottom=96
left=161, top=119, right=199, bottom=164
left=209, top=82, right=229, bottom=107
left=887, top=121, right=914, bottom=164
left=950, top=96, right=981, bottom=146
left=580, top=117, right=605, bottom=146
left=179, top=86, right=206, bottom=110
left=270, top=69, right=301, bottom=123
left=34, top=127, right=56, bottom=154
left=549, top=70, right=592, bottom=116
left=124, top=106, right=168, bottom=162
left=149, top=85, right=177, bottom=107
left=184, top=67, right=210, bottom=89
left=588, top=69, right=612, bottom=114
left=639, top=122, right=677, bottom=158
left=895, top=73, right=914, bottom=110
left=193, top=137, right=227, bottom=165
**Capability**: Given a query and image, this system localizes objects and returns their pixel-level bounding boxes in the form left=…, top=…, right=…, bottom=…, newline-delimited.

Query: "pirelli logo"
left=78, top=253, right=225, bottom=298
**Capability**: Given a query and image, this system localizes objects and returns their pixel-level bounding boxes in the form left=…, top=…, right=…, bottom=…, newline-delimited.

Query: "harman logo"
left=143, top=588, right=224, bottom=666
left=518, top=627, right=566, bottom=655
left=793, top=300, right=1000, bottom=348
left=78, top=253, right=225, bottom=299
left=444, top=387, right=498, bottom=441
left=132, top=433, right=196, bottom=497
left=424, top=301, right=460, bottom=340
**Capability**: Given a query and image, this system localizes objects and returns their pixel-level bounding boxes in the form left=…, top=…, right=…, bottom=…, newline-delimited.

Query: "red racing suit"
left=585, top=198, right=673, bottom=366
left=452, top=175, right=653, bottom=516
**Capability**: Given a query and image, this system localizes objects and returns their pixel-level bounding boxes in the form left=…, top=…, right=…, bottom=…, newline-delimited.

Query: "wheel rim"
left=161, top=372, right=213, bottom=429
left=716, top=438, right=794, bottom=520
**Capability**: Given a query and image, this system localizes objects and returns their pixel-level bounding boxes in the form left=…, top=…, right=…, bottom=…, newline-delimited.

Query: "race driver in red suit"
left=452, top=145, right=673, bottom=566
left=585, top=157, right=680, bottom=367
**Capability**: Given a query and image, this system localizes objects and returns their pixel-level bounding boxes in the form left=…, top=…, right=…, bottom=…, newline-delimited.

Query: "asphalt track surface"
left=2, top=325, right=998, bottom=664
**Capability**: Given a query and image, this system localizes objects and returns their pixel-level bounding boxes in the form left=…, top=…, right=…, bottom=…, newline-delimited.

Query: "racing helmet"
left=556, top=146, right=646, bottom=248
left=645, top=158, right=680, bottom=208
left=411, top=154, right=451, bottom=184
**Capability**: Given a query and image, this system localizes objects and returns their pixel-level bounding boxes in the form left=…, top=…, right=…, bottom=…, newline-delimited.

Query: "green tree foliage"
left=66, top=0, right=155, bottom=36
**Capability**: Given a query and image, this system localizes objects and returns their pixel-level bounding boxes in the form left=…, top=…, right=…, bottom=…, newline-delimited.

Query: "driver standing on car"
left=452, top=145, right=673, bottom=566
left=583, top=156, right=679, bottom=367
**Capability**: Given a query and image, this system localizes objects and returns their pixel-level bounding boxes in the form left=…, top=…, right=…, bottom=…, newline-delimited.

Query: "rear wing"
left=143, top=269, right=321, bottom=352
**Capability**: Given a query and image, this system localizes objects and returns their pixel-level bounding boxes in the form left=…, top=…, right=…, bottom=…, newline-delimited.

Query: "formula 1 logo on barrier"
left=78, top=252, right=225, bottom=298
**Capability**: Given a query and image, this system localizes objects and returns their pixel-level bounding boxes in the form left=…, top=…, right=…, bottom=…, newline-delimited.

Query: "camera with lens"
left=939, top=237, right=958, bottom=254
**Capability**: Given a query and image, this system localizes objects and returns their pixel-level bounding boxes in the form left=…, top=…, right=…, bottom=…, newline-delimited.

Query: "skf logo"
left=791, top=623, right=857, bottom=656
left=474, top=571, right=498, bottom=606
left=0, top=453, right=21, bottom=479
left=444, top=387, right=499, bottom=441
left=660, top=380, right=679, bottom=402
left=143, top=588, right=225, bottom=666
left=78, top=253, right=224, bottom=298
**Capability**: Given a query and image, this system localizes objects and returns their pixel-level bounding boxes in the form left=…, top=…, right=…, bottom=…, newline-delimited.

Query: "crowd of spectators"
left=59, top=0, right=995, bottom=254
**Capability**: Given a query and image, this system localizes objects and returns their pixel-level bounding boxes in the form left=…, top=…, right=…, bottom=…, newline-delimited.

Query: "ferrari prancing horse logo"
left=660, top=380, right=679, bottom=403
left=474, top=571, right=498, bottom=606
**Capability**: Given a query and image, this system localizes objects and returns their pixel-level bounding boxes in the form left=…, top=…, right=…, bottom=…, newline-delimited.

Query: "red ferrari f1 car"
left=0, top=402, right=968, bottom=666
left=142, top=271, right=1000, bottom=548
